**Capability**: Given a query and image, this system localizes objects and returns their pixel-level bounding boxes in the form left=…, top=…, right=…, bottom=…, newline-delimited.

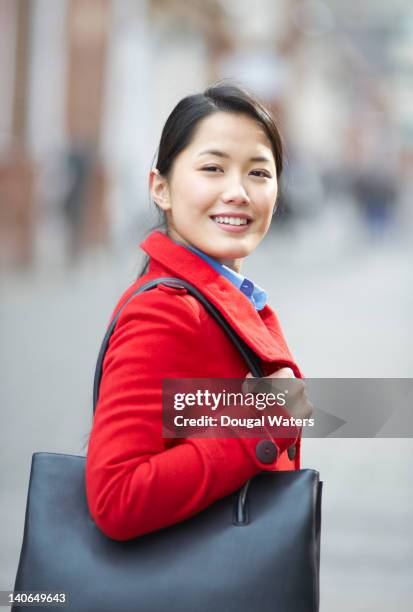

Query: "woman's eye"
left=250, top=170, right=271, bottom=178
left=202, top=165, right=222, bottom=172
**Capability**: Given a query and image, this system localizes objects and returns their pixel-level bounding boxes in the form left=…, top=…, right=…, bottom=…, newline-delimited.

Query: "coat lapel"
left=140, top=231, right=300, bottom=373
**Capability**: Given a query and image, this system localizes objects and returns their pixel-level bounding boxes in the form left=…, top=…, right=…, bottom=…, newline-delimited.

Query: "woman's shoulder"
left=110, top=276, right=205, bottom=332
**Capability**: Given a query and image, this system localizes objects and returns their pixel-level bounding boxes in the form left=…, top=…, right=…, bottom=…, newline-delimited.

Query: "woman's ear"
left=149, top=169, right=171, bottom=211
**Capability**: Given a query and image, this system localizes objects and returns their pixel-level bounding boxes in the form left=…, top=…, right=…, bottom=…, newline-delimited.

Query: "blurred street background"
left=1, top=0, right=412, bottom=610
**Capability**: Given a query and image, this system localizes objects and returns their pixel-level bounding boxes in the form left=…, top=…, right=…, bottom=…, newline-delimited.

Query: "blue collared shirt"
left=181, top=243, right=267, bottom=311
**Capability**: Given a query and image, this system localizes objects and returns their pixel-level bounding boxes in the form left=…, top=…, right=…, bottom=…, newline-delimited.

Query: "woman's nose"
left=221, top=180, right=250, bottom=205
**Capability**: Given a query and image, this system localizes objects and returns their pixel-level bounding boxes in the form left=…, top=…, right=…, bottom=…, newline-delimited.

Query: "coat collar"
left=140, top=231, right=300, bottom=372
left=179, top=242, right=268, bottom=311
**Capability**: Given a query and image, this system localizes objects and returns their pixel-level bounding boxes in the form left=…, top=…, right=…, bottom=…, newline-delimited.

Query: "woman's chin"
left=213, top=238, right=255, bottom=259
left=209, top=246, right=252, bottom=262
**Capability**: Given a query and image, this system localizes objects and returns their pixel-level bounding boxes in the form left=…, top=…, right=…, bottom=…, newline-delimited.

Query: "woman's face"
left=149, top=111, right=278, bottom=272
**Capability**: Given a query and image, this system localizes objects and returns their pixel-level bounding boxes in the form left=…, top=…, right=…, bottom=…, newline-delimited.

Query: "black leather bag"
left=13, top=277, right=322, bottom=612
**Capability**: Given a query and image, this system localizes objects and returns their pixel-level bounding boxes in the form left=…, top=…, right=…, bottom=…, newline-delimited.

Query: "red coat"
left=86, top=230, right=303, bottom=541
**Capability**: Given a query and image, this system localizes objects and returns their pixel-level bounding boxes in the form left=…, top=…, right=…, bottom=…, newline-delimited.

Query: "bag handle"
left=92, top=277, right=267, bottom=525
left=93, top=277, right=264, bottom=413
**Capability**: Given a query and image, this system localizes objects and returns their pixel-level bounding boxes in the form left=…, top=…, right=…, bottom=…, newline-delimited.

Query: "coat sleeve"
left=86, top=286, right=296, bottom=541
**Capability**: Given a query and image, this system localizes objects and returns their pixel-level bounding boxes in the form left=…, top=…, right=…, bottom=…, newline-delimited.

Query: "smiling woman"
left=148, top=88, right=282, bottom=272
left=86, top=82, right=308, bottom=543
left=81, top=81, right=321, bottom=610
left=149, top=111, right=278, bottom=270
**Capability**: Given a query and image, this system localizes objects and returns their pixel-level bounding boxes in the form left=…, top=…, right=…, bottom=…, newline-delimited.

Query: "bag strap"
left=93, top=277, right=264, bottom=414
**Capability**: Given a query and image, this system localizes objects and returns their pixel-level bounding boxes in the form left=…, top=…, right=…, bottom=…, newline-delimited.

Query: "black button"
left=287, top=444, right=296, bottom=460
left=256, top=440, right=278, bottom=464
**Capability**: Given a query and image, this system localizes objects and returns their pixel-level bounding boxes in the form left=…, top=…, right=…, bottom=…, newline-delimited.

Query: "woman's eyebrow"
left=197, top=149, right=272, bottom=164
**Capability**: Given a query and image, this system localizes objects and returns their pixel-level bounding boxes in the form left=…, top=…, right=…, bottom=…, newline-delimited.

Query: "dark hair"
left=138, top=80, right=284, bottom=277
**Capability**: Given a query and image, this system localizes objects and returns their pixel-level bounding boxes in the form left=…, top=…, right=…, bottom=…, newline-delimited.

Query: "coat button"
left=287, top=444, right=296, bottom=460
left=256, top=440, right=278, bottom=464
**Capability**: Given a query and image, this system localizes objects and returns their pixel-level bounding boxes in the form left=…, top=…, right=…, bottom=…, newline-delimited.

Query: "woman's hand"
left=245, top=367, right=313, bottom=421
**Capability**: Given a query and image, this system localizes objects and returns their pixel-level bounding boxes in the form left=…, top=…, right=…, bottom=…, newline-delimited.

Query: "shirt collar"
left=180, top=243, right=267, bottom=311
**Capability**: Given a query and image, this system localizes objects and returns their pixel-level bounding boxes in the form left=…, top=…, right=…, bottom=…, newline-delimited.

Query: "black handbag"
left=13, top=277, right=322, bottom=612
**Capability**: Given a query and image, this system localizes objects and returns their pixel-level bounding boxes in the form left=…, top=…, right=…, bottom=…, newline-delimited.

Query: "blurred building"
left=0, top=0, right=412, bottom=269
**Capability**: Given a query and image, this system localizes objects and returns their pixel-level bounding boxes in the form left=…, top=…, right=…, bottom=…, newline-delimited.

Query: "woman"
left=86, top=82, right=310, bottom=542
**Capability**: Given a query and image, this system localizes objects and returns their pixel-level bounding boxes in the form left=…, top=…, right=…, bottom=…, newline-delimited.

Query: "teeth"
left=212, top=216, right=249, bottom=226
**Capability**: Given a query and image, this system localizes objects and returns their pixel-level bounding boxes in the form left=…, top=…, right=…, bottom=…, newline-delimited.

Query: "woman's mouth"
left=210, top=215, right=252, bottom=233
